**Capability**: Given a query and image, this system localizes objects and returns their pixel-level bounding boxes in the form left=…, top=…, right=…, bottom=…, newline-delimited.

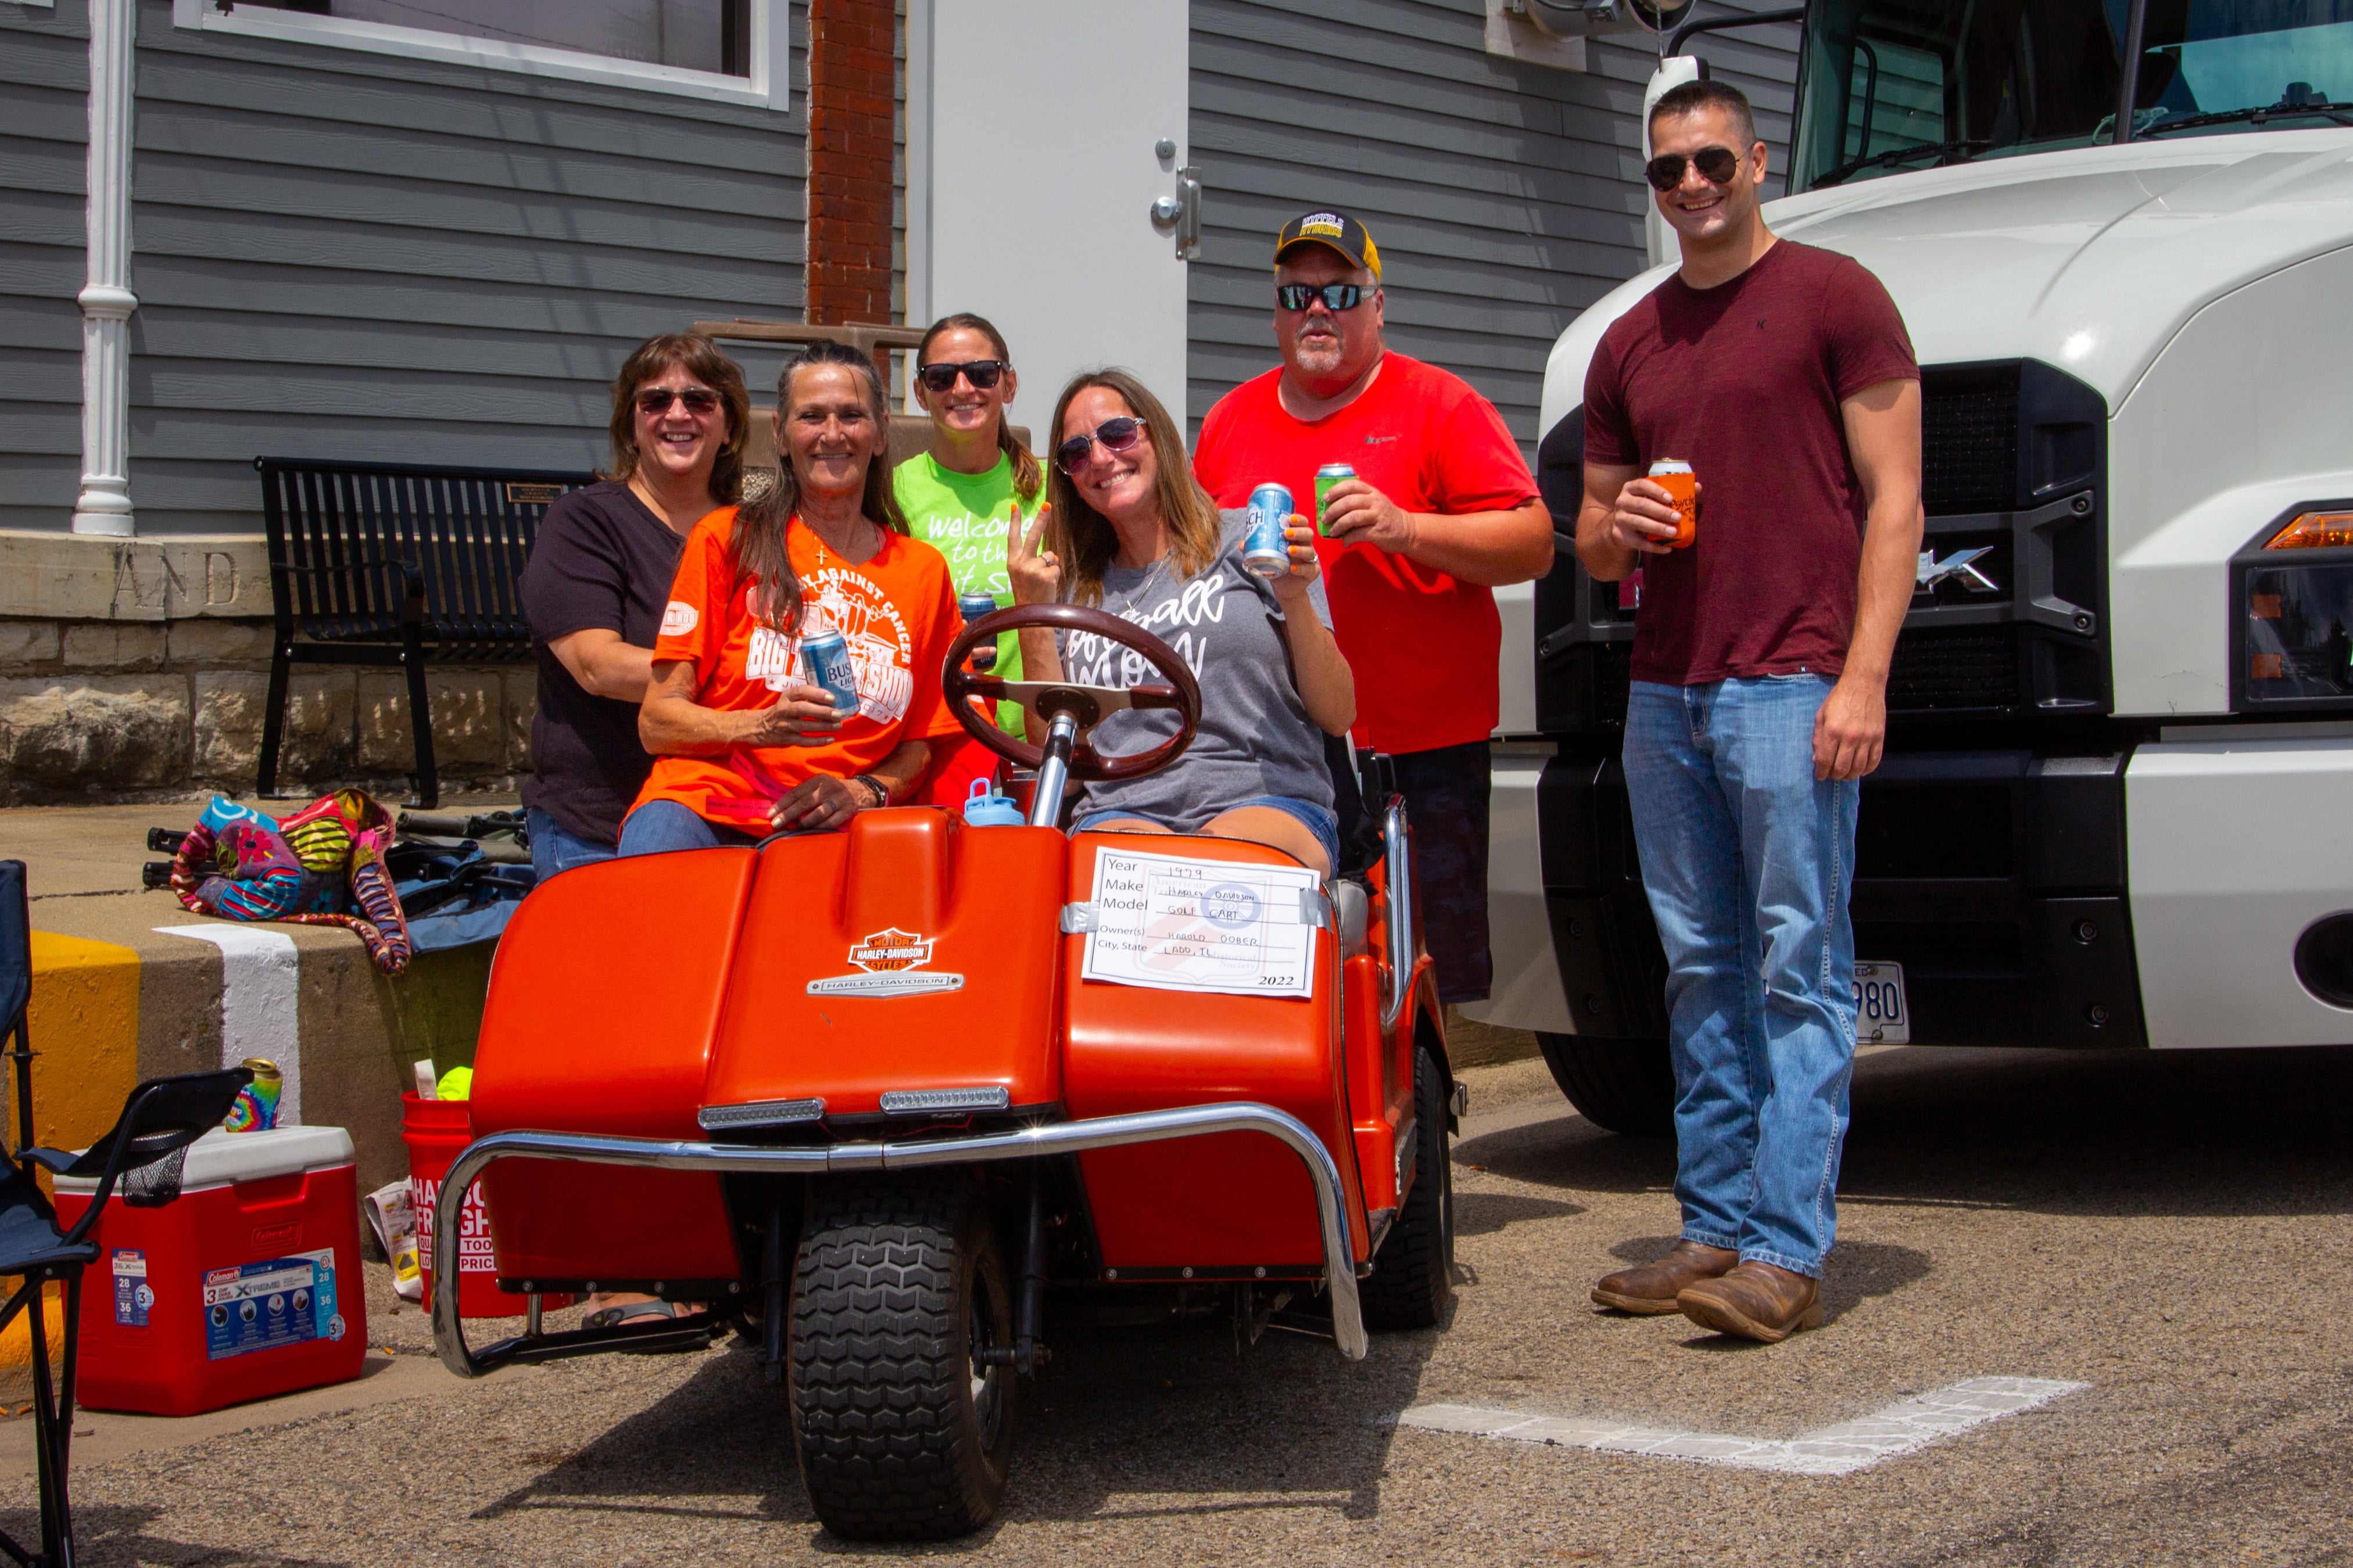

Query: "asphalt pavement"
left=7, top=1042, right=2350, bottom=1566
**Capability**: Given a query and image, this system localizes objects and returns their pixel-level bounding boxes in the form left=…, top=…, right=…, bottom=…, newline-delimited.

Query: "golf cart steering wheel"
left=942, top=604, right=1202, bottom=783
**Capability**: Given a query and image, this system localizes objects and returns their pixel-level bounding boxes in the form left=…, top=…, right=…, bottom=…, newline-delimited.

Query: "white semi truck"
left=1475, top=0, right=2353, bottom=1131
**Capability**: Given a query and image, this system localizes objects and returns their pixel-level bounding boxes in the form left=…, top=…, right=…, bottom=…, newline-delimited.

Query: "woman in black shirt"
left=520, top=334, right=751, bottom=878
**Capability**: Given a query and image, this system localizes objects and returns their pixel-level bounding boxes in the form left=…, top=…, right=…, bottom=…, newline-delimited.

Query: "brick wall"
left=805, top=0, right=897, bottom=326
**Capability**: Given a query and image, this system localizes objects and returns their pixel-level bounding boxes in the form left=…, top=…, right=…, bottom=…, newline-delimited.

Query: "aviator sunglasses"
left=1054, top=415, right=1146, bottom=473
left=1644, top=144, right=1743, bottom=192
left=916, top=358, right=1008, bottom=393
left=1275, top=282, right=1371, bottom=312
left=635, top=386, right=721, bottom=416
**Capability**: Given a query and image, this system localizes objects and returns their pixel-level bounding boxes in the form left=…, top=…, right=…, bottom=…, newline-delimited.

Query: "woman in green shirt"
left=893, top=312, right=1046, bottom=804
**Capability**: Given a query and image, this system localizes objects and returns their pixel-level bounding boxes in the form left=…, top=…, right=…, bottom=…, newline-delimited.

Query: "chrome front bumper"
left=430, top=1100, right=1369, bottom=1377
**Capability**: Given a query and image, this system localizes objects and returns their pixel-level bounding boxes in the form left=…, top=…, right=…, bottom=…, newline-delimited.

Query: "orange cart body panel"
left=470, top=848, right=757, bottom=1283
left=705, top=812, right=1066, bottom=1115
left=1060, top=832, right=1369, bottom=1273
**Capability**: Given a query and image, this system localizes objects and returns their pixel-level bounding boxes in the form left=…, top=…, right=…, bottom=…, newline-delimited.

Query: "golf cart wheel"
left=1537, top=1033, right=1675, bottom=1136
left=1359, top=1046, right=1454, bottom=1330
left=789, top=1174, right=1014, bottom=1541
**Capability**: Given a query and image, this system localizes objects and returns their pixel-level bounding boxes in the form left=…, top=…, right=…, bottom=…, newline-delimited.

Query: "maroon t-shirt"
left=1583, top=241, right=1917, bottom=686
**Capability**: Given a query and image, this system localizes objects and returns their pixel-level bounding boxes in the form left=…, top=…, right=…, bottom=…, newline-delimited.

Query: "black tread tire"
left=1358, top=1047, right=1454, bottom=1330
left=1537, top=1032, right=1676, bottom=1136
left=789, top=1174, right=1013, bottom=1541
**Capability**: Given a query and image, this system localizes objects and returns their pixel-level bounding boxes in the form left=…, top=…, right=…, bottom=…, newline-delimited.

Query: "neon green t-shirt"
left=891, top=450, right=1040, bottom=733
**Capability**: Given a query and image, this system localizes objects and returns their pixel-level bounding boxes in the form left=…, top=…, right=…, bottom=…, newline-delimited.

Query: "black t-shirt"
left=519, top=480, right=694, bottom=845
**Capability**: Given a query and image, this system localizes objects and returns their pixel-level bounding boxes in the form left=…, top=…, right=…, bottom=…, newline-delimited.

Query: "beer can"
left=957, top=591, right=1002, bottom=673
left=800, top=625, right=860, bottom=717
left=225, top=1057, right=282, bottom=1133
left=1244, top=483, right=1294, bottom=577
left=1313, top=464, right=1355, bottom=537
left=1648, top=458, right=1697, bottom=549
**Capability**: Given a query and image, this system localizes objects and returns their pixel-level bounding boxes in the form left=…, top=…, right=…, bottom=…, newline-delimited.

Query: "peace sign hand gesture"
left=1007, top=501, right=1060, bottom=606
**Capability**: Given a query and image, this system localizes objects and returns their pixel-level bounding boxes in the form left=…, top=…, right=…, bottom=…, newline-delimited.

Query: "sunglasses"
left=636, top=386, right=721, bottom=416
left=1644, top=145, right=1743, bottom=193
left=916, top=358, right=1008, bottom=393
left=1054, top=416, right=1147, bottom=473
left=1275, top=282, right=1371, bottom=312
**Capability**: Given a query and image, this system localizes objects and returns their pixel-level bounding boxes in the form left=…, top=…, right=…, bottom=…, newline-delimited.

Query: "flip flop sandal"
left=583, top=1300, right=682, bottom=1331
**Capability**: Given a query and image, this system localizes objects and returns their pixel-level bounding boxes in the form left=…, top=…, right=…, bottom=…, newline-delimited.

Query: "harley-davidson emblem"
left=808, top=928, right=965, bottom=999
left=847, top=928, right=933, bottom=973
left=1916, top=546, right=2000, bottom=595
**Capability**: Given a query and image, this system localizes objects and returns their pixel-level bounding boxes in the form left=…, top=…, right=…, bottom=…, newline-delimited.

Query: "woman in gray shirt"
left=1008, top=369, right=1355, bottom=874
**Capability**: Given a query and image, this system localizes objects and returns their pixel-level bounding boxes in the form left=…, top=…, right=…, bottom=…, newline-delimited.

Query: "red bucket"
left=402, top=1093, right=572, bottom=1318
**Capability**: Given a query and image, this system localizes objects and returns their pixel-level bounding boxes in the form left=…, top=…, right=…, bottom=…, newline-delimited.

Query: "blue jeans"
left=527, top=807, right=617, bottom=883
left=1623, top=676, right=1860, bottom=1279
left=616, top=799, right=767, bottom=856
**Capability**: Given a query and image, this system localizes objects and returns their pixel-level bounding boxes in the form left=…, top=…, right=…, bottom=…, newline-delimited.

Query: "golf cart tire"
left=789, top=1173, right=1015, bottom=1541
left=1358, top=1046, right=1454, bottom=1330
left=1537, top=1033, right=1676, bottom=1136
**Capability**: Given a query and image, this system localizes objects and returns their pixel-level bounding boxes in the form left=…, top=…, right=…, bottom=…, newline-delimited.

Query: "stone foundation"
left=0, top=529, right=533, bottom=805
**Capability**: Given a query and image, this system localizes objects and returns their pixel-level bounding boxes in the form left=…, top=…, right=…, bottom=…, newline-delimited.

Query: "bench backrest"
left=256, top=458, right=596, bottom=652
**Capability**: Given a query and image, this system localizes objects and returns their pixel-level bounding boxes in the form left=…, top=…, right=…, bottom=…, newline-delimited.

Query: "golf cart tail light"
left=879, top=1086, right=1011, bottom=1115
left=697, top=1097, right=826, bottom=1131
left=2265, top=511, right=2353, bottom=549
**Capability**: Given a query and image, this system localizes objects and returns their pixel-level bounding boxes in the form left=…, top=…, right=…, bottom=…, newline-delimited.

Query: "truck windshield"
left=1791, top=1, right=2353, bottom=192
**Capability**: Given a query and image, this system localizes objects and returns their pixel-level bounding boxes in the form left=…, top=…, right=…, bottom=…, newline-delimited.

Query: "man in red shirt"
left=1192, top=210, right=1553, bottom=1006
left=1576, top=81, right=1922, bottom=1342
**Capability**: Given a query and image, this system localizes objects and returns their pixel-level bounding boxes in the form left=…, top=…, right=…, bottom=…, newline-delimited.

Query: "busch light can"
left=1313, top=464, right=1355, bottom=537
left=800, top=624, right=859, bottom=717
left=957, top=591, right=1002, bottom=672
left=1244, top=483, right=1294, bottom=577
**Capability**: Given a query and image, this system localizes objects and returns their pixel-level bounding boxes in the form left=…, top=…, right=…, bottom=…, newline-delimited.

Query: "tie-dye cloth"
left=170, top=790, right=415, bottom=973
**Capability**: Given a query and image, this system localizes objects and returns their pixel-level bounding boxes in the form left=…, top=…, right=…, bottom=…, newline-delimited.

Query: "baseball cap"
left=1274, top=210, right=1381, bottom=280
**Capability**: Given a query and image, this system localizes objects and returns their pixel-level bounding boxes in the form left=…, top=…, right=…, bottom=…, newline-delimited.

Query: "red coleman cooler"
left=55, top=1126, right=368, bottom=1417
left=401, top=1093, right=570, bottom=1318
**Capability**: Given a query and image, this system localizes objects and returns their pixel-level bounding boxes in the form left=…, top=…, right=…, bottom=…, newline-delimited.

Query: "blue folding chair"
left=0, top=862, right=249, bottom=1568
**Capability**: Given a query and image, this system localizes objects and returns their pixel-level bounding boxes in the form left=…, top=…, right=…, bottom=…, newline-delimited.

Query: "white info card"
left=1080, top=846, right=1322, bottom=998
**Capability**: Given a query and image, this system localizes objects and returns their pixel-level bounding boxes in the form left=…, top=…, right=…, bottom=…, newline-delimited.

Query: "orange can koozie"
left=1649, top=458, right=1696, bottom=548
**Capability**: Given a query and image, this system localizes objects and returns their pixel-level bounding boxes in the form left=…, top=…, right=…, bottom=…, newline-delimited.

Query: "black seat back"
left=1, top=860, right=27, bottom=1035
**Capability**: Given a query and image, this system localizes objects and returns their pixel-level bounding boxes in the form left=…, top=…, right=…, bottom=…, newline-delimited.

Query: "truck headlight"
left=2241, top=510, right=2353, bottom=705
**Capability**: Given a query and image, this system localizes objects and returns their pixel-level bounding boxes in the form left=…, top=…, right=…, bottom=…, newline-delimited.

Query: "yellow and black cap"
left=1274, top=210, right=1381, bottom=280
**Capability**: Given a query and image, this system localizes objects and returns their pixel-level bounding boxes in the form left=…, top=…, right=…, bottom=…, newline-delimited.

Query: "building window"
left=174, top=0, right=784, bottom=110
left=230, top=1, right=753, bottom=78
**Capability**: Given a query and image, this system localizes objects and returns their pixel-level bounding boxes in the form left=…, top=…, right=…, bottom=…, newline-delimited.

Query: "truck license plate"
left=1854, top=961, right=1910, bottom=1045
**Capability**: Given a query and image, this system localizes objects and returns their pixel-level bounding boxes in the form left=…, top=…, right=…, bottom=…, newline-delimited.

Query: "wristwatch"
left=850, top=773, right=890, bottom=809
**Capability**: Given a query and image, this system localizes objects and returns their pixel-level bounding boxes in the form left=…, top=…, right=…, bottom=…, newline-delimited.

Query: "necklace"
left=801, top=512, right=878, bottom=568
left=1111, top=550, right=1174, bottom=612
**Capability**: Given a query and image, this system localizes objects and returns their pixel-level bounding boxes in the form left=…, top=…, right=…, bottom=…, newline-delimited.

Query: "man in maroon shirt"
left=1193, top=211, right=1553, bottom=1007
left=1574, top=81, right=1922, bottom=1342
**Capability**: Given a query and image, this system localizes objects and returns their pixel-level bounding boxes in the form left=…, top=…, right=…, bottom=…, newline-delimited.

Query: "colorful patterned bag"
left=170, top=790, right=415, bottom=974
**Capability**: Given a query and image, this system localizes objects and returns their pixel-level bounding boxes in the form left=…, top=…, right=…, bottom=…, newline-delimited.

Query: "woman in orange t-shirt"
left=619, top=340, right=969, bottom=854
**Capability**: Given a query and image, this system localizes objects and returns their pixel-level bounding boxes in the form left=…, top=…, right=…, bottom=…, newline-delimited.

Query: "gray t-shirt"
left=1060, top=508, right=1335, bottom=832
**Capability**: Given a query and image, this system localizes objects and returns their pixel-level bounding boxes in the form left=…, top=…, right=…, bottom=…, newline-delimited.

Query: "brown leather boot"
left=1675, top=1260, right=1824, bottom=1343
left=1591, top=1240, right=1739, bottom=1315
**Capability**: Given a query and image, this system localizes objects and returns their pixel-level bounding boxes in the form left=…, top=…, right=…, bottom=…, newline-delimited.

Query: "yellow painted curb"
left=16, top=932, right=141, bottom=1156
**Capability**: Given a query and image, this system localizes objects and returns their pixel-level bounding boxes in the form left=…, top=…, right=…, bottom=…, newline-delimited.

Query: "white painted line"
left=154, top=924, right=302, bottom=1124
left=1398, top=1376, right=2086, bottom=1476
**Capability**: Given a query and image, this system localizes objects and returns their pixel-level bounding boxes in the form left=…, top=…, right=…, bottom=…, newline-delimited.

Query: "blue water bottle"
left=962, top=777, right=1026, bottom=827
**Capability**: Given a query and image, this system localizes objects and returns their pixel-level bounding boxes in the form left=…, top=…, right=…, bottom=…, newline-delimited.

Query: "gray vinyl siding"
left=107, top=0, right=806, bottom=536
left=0, top=1, right=92, bottom=536
left=1186, top=0, right=1800, bottom=454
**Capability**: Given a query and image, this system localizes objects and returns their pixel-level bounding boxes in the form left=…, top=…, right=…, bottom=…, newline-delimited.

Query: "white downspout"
left=72, top=0, right=137, bottom=537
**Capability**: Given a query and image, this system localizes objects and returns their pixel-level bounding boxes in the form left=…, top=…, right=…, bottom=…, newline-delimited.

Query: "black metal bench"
left=256, top=457, right=596, bottom=809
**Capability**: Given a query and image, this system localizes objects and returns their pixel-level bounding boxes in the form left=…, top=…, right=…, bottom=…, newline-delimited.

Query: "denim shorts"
left=1073, top=794, right=1340, bottom=872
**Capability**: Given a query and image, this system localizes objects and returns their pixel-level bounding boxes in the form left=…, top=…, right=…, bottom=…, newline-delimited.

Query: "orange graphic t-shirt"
left=633, top=508, right=967, bottom=827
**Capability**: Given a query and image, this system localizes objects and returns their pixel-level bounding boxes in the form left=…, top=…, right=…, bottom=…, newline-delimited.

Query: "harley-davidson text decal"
left=807, top=928, right=966, bottom=998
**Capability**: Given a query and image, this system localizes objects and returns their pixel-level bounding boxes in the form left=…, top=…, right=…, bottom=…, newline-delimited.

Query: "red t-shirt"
left=1583, top=241, right=1918, bottom=686
left=1193, top=353, right=1539, bottom=754
left=634, top=508, right=966, bottom=827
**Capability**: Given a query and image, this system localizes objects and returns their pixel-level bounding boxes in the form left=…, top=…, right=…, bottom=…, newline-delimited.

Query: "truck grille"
left=1922, top=365, right=2021, bottom=515
left=1888, top=627, right=2018, bottom=713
